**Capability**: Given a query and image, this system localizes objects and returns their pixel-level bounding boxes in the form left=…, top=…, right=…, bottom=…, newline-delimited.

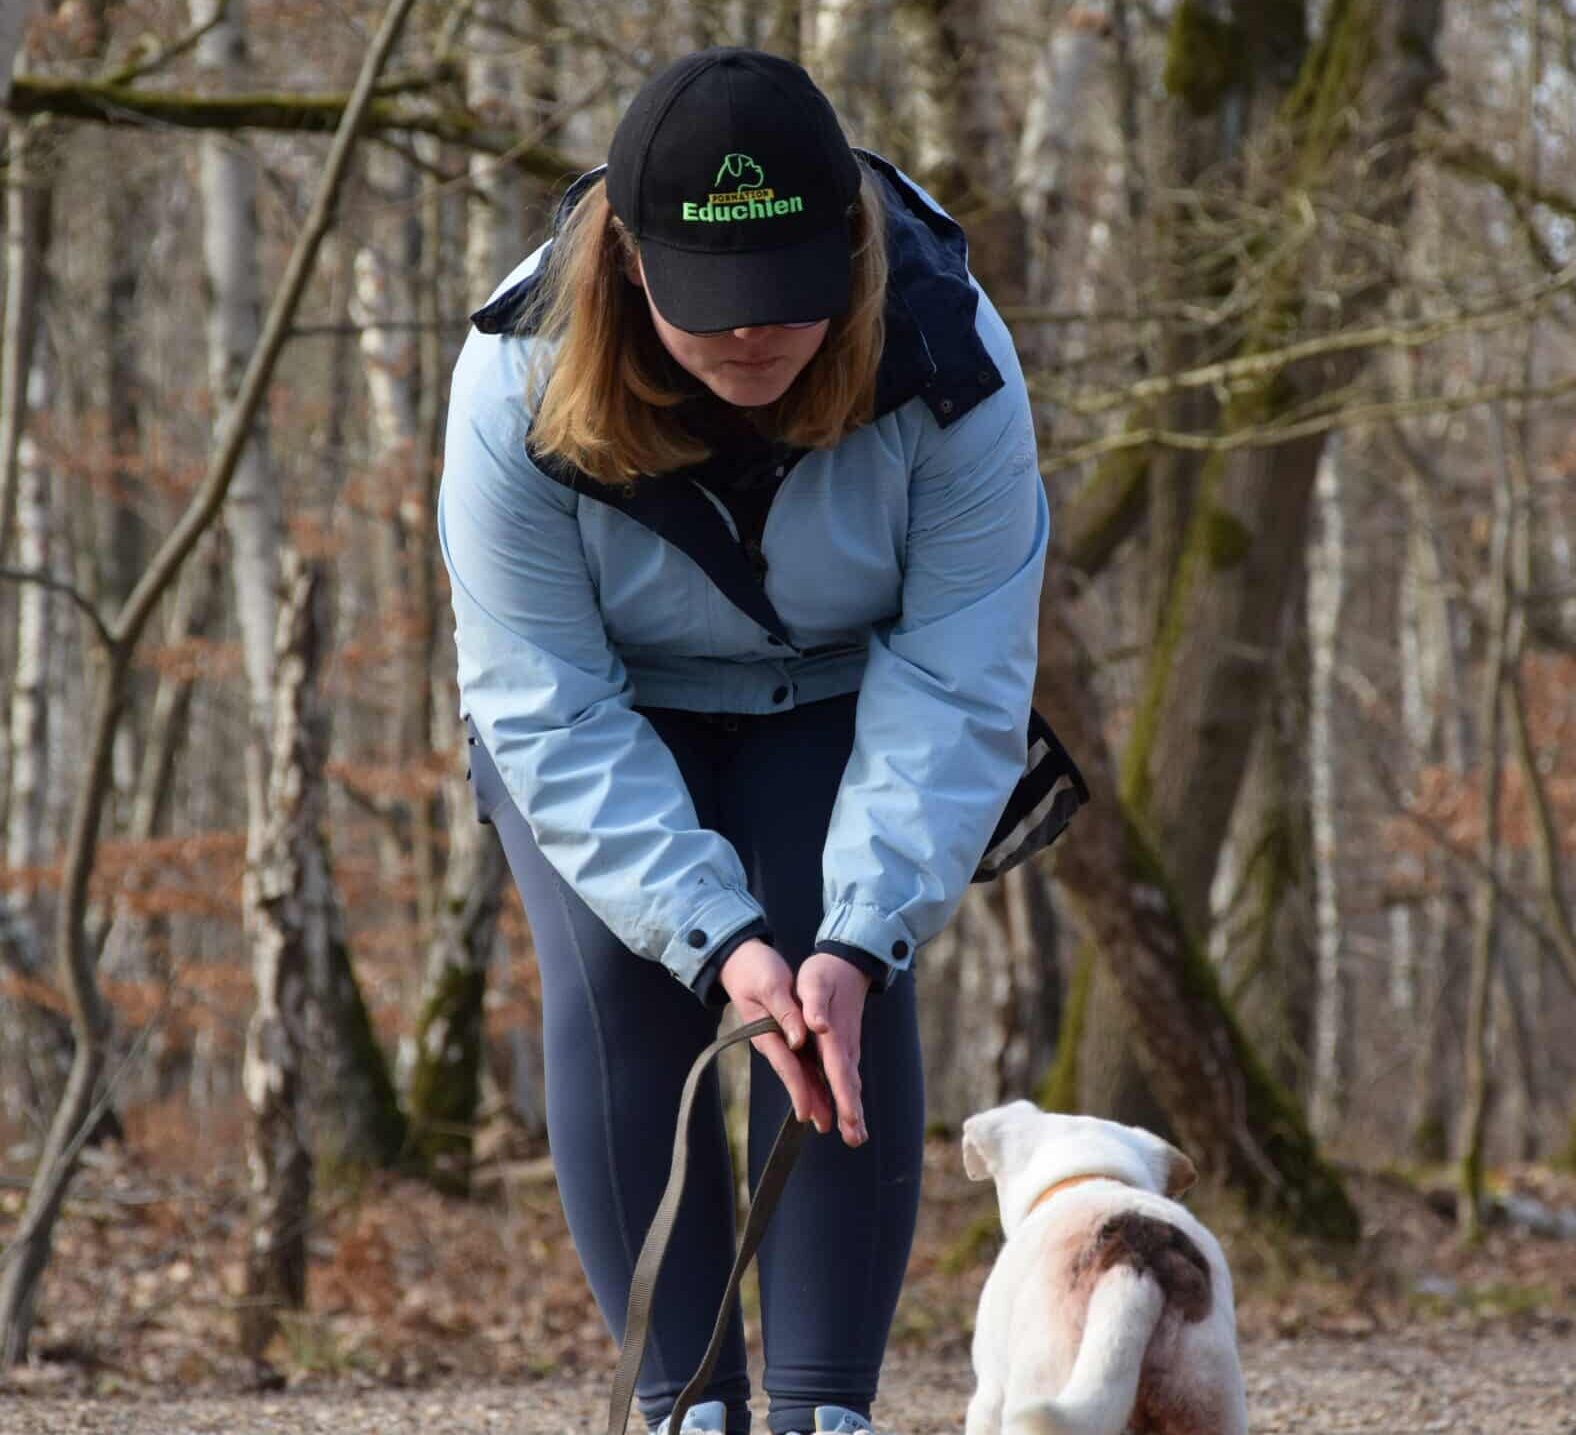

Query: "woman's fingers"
left=816, top=1020, right=865, bottom=1145
left=794, top=953, right=869, bottom=1146
left=750, top=1028, right=832, bottom=1133
left=766, top=995, right=809, bottom=1051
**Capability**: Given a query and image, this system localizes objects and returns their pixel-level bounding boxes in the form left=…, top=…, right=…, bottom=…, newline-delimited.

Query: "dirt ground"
left=3, top=1110, right=1576, bottom=1432
left=5, top=1328, right=1576, bottom=1434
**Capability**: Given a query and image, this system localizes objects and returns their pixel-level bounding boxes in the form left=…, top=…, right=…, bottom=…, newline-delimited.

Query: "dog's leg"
left=966, top=1382, right=1006, bottom=1435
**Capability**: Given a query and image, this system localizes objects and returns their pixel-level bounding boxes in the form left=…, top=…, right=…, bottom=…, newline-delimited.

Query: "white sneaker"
left=812, top=1407, right=873, bottom=1435
left=655, top=1400, right=729, bottom=1435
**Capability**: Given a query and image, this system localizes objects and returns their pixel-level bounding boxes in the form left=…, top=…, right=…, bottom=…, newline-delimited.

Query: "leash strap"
left=607, top=1015, right=808, bottom=1435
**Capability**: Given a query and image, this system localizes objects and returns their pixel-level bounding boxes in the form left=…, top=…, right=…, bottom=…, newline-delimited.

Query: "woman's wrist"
left=811, top=940, right=887, bottom=992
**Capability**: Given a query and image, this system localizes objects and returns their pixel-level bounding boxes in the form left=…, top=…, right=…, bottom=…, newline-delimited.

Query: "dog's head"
left=961, top=1100, right=1197, bottom=1236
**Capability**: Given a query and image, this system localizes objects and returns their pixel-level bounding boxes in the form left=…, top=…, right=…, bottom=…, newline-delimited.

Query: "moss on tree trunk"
left=1039, top=942, right=1096, bottom=1112
left=406, top=963, right=488, bottom=1196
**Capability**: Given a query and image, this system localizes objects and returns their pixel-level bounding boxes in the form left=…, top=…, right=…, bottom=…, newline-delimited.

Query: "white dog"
left=961, top=1101, right=1248, bottom=1435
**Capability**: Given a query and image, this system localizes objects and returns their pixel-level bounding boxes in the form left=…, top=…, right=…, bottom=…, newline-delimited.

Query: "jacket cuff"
left=812, top=940, right=892, bottom=994
left=691, top=918, right=773, bottom=1007
left=660, top=888, right=771, bottom=989
left=815, top=901, right=917, bottom=985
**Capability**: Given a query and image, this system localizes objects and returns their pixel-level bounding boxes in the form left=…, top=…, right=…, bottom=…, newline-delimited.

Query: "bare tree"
left=0, top=0, right=420, bottom=1362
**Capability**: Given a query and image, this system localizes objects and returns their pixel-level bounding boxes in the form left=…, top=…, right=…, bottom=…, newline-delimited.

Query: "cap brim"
left=639, top=227, right=852, bottom=333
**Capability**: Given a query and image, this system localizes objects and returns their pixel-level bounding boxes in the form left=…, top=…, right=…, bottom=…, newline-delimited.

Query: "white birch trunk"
left=0, top=302, right=73, bottom=1108
left=6, top=344, right=53, bottom=905
left=191, top=0, right=282, bottom=850
left=239, top=551, right=321, bottom=1361
left=465, top=0, right=526, bottom=301
left=0, top=108, right=51, bottom=575
left=1308, top=443, right=1347, bottom=1139
left=352, top=144, right=421, bottom=898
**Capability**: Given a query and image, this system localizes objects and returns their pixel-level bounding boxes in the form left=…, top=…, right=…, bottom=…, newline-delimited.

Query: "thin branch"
left=6, top=75, right=587, bottom=181
left=100, top=2, right=230, bottom=86
left=1044, top=258, right=1576, bottom=418
left=0, top=565, right=112, bottom=649
left=1340, top=663, right=1576, bottom=1002
left=1041, top=370, right=1576, bottom=473
left=1431, top=134, right=1576, bottom=224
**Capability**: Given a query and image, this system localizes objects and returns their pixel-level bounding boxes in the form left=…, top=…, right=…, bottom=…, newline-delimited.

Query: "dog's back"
left=1003, top=1191, right=1247, bottom=1435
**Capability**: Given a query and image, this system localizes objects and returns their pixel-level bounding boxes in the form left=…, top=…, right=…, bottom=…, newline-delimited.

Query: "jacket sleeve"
left=438, top=325, right=768, bottom=993
left=815, top=305, right=1048, bottom=985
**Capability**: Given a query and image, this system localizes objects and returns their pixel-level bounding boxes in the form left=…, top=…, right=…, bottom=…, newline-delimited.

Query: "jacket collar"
left=467, top=150, right=1004, bottom=432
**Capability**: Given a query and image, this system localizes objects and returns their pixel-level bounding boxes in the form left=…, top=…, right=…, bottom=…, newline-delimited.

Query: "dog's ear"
left=1163, top=1144, right=1198, bottom=1198
left=960, top=1114, right=997, bottom=1181
left=961, top=1101, right=1038, bottom=1182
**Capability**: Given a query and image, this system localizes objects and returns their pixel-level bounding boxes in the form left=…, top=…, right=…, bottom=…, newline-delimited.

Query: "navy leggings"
left=469, top=693, right=925, bottom=1435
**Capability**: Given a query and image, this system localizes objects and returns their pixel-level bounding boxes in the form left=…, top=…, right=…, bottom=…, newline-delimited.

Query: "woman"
left=440, top=46, right=1050, bottom=1435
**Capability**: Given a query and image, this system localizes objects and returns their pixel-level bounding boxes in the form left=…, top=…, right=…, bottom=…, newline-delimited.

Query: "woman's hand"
left=795, top=951, right=871, bottom=1147
left=719, top=939, right=834, bottom=1135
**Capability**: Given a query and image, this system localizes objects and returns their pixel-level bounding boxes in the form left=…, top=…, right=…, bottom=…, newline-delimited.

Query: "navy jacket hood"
left=467, top=151, right=1005, bottom=431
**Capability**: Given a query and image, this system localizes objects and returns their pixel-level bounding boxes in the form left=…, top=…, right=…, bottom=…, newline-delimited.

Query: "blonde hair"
left=524, top=169, right=888, bottom=485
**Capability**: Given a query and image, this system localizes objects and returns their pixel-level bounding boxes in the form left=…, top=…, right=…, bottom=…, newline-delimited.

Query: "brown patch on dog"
left=1073, top=1212, right=1212, bottom=1323
left=1129, top=1380, right=1223, bottom=1435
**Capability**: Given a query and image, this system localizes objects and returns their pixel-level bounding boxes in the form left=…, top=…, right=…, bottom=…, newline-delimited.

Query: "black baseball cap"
left=607, top=48, right=862, bottom=333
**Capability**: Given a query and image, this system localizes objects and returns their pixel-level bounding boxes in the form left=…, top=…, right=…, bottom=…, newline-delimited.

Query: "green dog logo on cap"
left=683, top=153, right=805, bottom=224
left=715, top=153, right=766, bottom=190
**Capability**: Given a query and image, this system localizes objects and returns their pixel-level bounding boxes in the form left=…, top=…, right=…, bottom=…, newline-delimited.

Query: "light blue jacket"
left=439, top=156, right=1048, bottom=994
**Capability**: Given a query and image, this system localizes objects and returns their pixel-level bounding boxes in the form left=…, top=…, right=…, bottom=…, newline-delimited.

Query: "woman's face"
left=631, top=254, right=831, bottom=408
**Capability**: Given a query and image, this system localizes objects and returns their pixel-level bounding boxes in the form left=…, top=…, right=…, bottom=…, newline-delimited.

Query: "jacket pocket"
left=972, top=707, right=1090, bottom=882
left=463, top=714, right=510, bottom=825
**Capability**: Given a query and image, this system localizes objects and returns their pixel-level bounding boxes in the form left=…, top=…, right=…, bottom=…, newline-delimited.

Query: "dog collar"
left=1026, top=1173, right=1120, bottom=1217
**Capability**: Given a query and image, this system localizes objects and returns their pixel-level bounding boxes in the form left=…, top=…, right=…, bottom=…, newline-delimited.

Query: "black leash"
left=608, top=1015, right=810, bottom=1435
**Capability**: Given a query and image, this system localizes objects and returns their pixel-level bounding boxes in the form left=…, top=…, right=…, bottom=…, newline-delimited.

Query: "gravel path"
left=5, top=1328, right=1575, bottom=1435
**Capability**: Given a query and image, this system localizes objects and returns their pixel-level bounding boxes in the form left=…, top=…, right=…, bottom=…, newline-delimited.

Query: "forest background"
left=1, top=0, right=1574, bottom=1422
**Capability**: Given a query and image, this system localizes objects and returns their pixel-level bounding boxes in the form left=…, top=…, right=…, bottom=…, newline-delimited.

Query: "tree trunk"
left=307, top=776, right=408, bottom=1167
left=918, top=863, right=1061, bottom=1130
left=1115, top=2, right=1444, bottom=1181
left=896, top=0, right=1024, bottom=304
left=1013, top=4, right=1110, bottom=377
left=6, top=335, right=53, bottom=922
left=1211, top=624, right=1315, bottom=1099
left=404, top=0, right=556, bottom=1175
left=408, top=804, right=509, bottom=1192
left=191, top=0, right=282, bottom=855
left=238, top=550, right=322, bottom=1362
left=1039, top=558, right=1358, bottom=1237
left=0, top=114, right=52, bottom=566
left=1456, top=434, right=1515, bottom=1238
left=1307, top=442, right=1348, bottom=1136
left=891, top=0, right=1062, bottom=1115
left=354, top=141, right=423, bottom=910
left=1078, top=0, right=1316, bottom=1128
left=806, top=0, right=898, bottom=157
